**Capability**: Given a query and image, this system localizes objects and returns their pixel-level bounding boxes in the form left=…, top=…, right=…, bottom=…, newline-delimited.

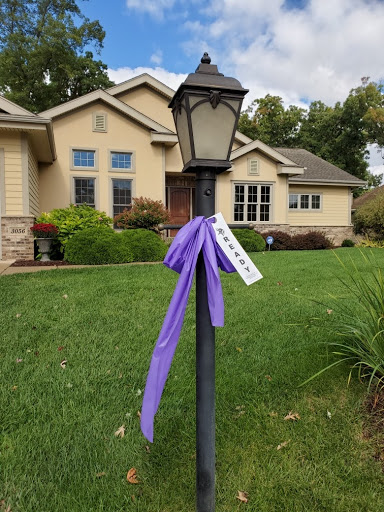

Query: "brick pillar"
left=1, top=216, right=35, bottom=260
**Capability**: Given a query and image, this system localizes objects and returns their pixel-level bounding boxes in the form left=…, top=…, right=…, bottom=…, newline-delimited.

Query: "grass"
left=1, top=248, right=384, bottom=511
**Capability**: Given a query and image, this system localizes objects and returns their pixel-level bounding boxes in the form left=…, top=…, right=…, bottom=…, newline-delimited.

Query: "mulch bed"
left=11, top=260, right=71, bottom=267
left=363, top=391, right=384, bottom=471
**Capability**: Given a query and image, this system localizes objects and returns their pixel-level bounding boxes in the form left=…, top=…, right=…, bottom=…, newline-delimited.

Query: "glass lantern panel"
left=175, top=104, right=192, bottom=165
left=191, top=100, right=239, bottom=160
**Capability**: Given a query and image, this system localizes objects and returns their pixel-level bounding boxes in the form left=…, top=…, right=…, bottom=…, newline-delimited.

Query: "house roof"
left=273, top=148, right=366, bottom=187
left=352, top=185, right=384, bottom=210
left=106, top=73, right=177, bottom=100
left=0, top=96, right=56, bottom=162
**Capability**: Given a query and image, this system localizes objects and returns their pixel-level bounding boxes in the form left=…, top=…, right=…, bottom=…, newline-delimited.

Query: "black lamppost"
left=169, top=53, right=248, bottom=511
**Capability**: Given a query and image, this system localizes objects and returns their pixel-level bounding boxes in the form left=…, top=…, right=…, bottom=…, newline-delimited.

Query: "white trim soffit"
left=150, top=132, right=178, bottom=146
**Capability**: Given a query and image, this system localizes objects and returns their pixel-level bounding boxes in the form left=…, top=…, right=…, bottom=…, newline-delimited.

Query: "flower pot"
left=35, top=238, right=53, bottom=261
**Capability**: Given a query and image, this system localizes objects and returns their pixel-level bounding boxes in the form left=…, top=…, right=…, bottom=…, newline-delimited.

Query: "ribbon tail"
left=141, top=229, right=204, bottom=443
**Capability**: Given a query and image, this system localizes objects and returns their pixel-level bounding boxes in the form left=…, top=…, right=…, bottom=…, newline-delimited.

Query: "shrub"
left=261, top=230, right=293, bottom=251
left=114, top=197, right=170, bottom=232
left=231, top=229, right=266, bottom=252
left=121, top=229, right=168, bottom=262
left=354, top=191, right=384, bottom=239
left=37, top=204, right=112, bottom=252
left=356, top=238, right=384, bottom=248
left=341, top=239, right=355, bottom=247
left=65, top=227, right=133, bottom=265
left=291, top=231, right=332, bottom=250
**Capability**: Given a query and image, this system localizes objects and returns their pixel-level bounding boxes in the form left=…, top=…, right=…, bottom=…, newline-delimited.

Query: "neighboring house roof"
left=273, top=147, right=366, bottom=187
left=0, top=96, right=56, bottom=162
left=106, top=73, right=177, bottom=100
left=352, top=184, right=384, bottom=210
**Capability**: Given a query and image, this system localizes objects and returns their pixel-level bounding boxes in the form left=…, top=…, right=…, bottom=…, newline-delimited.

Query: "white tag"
left=210, top=212, right=263, bottom=286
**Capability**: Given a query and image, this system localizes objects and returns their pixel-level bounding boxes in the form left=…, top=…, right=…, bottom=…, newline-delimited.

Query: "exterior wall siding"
left=28, top=144, right=39, bottom=216
left=288, top=185, right=350, bottom=226
left=0, top=132, right=23, bottom=215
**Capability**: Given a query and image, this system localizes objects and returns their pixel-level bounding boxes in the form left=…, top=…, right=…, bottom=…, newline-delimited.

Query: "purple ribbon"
left=140, top=216, right=236, bottom=442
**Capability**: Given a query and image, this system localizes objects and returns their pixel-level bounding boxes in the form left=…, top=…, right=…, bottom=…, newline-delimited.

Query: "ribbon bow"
left=141, top=216, right=236, bottom=442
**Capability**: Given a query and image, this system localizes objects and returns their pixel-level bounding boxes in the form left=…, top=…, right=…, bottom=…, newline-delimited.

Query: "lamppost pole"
left=168, top=53, right=248, bottom=512
left=195, top=168, right=217, bottom=511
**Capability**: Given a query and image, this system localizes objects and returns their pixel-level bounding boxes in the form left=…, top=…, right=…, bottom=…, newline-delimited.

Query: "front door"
left=169, top=187, right=190, bottom=236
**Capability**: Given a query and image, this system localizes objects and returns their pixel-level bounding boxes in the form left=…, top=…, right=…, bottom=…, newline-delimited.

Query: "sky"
left=80, top=0, right=384, bottom=174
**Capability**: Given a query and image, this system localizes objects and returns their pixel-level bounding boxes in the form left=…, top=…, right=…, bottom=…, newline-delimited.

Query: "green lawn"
left=1, top=249, right=384, bottom=511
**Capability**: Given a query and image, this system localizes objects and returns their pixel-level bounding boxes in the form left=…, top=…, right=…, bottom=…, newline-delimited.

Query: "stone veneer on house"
left=1, top=216, right=35, bottom=260
left=253, top=224, right=355, bottom=246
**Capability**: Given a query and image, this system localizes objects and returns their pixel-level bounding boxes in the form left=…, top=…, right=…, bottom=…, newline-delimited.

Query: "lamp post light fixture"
left=169, top=53, right=248, bottom=512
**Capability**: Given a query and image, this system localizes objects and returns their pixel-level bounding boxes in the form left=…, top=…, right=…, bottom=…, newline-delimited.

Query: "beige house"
left=0, top=74, right=364, bottom=260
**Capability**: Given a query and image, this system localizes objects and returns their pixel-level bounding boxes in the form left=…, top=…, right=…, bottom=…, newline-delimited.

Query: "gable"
left=0, top=96, right=36, bottom=117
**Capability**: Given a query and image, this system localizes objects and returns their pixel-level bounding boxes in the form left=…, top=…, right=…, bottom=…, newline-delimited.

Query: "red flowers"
left=30, top=223, right=58, bottom=238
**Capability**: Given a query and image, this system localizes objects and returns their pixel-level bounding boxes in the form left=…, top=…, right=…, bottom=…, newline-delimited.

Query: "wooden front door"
left=169, top=187, right=190, bottom=236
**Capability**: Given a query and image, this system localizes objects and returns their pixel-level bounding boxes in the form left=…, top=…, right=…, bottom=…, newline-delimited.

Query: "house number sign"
left=9, top=227, right=26, bottom=234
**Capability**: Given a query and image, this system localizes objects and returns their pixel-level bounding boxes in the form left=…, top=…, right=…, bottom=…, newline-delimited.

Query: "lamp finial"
left=201, top=52, right=211, bottom=64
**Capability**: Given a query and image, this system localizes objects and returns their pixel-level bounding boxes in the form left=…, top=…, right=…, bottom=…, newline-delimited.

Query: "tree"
left=238, top=95, right=305, bottom=147
left=0, top=0, right=114, bottom=112
left=238, top=80, right=384, bottom=188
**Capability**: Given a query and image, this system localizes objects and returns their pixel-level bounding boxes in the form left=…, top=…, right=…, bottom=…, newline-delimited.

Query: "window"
left=74, top=178, right=95, bottom=208
left=111, top=152, right=132, bottom=170
left=112, top=179, right=132, bottom=218
left=72, top=149, right=96, bottom=169
left=289, top=193, right=321, bottom=211
left=234, top=184, right=271, bottom=222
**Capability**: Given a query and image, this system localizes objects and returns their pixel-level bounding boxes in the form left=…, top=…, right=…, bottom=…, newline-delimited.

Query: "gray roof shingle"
left=273, top=147, right=365, bottom=185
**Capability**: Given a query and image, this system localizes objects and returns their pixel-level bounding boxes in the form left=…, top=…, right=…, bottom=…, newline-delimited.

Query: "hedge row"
left=259, top=230, right=332, bottom=251
left=64, top=227, right=168, bottom=265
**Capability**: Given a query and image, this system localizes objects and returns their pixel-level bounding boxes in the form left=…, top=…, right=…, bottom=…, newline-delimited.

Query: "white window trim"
left=70, top=147, right=98, bottom=171
left=71, top=175, right=98, bottom=209
left=288, top=193, right=323, bottom=212
left=232, top=181, right=274, bottom=223
left=108, top=149, right=136, bottom=173
left=109, top=177, right=135, bottom=220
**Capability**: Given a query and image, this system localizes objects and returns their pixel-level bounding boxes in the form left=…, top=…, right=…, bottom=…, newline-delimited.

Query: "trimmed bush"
left=291, top=231, right=332, bottom=250
left=341, top=239, right=355, bottom=247
left=37, top=204, right=112, bottom=252
left=231, top=229, right=266, bottom=252
left=261, top=230, right=293, bottom=251
left=65, top=227, right=133, bottom=265
left=121, top=229, right=168, bottom=262
left=114, top=197, right=170, bottom=232
left=354, top=191, right=384, bottom=239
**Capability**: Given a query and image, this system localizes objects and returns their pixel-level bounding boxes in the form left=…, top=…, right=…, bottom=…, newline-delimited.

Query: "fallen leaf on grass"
left=326, top=309, right=333, bottom=315
left=277, top=440, right=290, bottom=450
left=60, top=359, right=67, bottom=369
left=145, top=445, right=150, bottom=453
left=62, top=294, right=68, bottom=299
left=327, top=410, right=332, bottom=419
left=16, top=358, right=23, bottom=363
left=57, top=346, right=64, bottom=351
left=237, top=490, right=248, bottom=503
left=127, top=467, right=139, bottom=484
left=11, top=386, right=18, bottom=391
left=96, top=472, right=106, bottom=478
left=265, top=375, right=272, bottom=381
left=137, top=410, right=141, bottom=420
left=236, top=347, right=243, bottom=352
left=284, top=411, right=300, bottom=421
left=16, top=313, right=22, bottom=318
left=114, top=425, right=125, bottom=438
left=277, top=281, right=283, bottom=286
left=269, top=411, right=278, bottom=417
